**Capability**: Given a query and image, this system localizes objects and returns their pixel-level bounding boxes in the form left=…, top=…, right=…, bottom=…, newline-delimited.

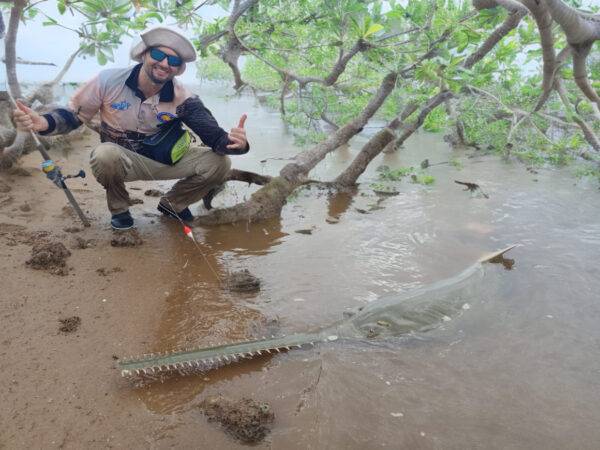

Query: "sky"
left=0, top=1, right=226, bottom=86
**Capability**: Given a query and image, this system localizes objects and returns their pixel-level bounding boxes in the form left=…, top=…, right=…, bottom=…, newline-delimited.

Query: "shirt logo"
left=110, top=100, right=131, bottom=111
left=157, top=112, right=177, bottom=123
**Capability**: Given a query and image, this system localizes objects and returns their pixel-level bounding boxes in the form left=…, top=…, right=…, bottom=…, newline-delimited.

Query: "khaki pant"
left=90, top=142, right=231, bottom=214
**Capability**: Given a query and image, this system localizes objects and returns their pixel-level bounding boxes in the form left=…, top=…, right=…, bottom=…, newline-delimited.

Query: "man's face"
left=142, top=45, right=181, bottom=84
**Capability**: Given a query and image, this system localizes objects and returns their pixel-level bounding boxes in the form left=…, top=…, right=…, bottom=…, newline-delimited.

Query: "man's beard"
left=144, top=63, right=173, bottom=85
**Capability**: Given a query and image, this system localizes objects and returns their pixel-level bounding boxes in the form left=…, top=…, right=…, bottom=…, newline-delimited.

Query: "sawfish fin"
left=478, top=244, right=518, bottom=263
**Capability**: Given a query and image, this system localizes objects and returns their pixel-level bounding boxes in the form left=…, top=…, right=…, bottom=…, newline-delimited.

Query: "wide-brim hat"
left=130, top=26, right=196, bottom=64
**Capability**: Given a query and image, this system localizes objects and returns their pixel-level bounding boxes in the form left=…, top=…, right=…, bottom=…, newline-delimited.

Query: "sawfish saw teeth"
left=119, top=332, right=324, bottom=382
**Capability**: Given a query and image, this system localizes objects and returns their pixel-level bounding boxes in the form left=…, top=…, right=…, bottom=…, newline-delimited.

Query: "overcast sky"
left=1, top=2, right=226, bottom=85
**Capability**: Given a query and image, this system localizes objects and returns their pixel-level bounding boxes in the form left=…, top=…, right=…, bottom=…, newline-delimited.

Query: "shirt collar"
left=124, top=63, right=175, bottom=103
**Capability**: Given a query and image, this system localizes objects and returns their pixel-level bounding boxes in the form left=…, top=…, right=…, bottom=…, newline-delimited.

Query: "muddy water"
left=130, top=85, right=600, bottom=448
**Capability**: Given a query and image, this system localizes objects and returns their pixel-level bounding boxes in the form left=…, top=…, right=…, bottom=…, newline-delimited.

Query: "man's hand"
left=13, top=100, right=49, bottom=133
left=226, top=114, right=247, bottom=150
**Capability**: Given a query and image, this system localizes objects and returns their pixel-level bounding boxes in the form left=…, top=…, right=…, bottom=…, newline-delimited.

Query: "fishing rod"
left=4, top=91, right=91, bottom=227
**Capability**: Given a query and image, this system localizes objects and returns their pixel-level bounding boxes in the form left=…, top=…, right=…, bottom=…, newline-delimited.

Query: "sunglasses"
left=149, top=48, right=183, bottom=67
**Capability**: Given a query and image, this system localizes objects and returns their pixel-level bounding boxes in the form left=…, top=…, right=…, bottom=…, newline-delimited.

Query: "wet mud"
left=0, top=223, right=51, bottom=247
left=110, top=229, right=143, bottom=247
left=0, top=194, right=14, bottom=208
left=25, top=240, right=71, bottom=276
left=96, top=266, right=123, bottom=276
left=199, top=395, right=275, bottom=444
left=59, top=316, right=81, bottom=333
left=6, top=166, right=31, bottom=177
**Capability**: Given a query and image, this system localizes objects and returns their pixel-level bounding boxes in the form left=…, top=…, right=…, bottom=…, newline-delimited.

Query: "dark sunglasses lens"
left=167, top=55, right=182, bottom=67
left=150, top=48, right=182, bottom=67
left=150, top=48, right=166, bottom=61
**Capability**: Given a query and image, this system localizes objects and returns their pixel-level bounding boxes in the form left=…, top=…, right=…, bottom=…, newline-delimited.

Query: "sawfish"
left=119, top=245, right=515, bottom=382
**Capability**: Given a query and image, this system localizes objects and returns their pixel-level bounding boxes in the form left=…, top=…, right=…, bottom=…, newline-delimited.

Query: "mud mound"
left=73, top=236, right=95, bottom=249
left=199, top=395, right=274, bottom=444
left=59, top=316, right=81, bottom=333
left=225, top=269, right=261, bottom=292
left=144, top=189, right=164, bottom=197
left=26, top=241, right=71, bottom=275
left=111, top=229, right=143, bottom=247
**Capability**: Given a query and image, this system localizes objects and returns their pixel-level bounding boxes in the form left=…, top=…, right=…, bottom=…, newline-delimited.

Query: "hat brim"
left=130, top=41, right=147, bottom=63
left=143, top=27, right=196, bottom=62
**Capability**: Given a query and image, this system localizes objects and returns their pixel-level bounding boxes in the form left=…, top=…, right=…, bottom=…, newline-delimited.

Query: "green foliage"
left=450, top=158, right=463, bottom=170
left=423, top=107, right=447, bottom=132
left=411, top=174, right=435, bottom=185
left=196, top=54, right=232, bottom=82
left=378, top=166, right=413, bottom=181
left=369, top=182, right=400, bottom=195
left=376, top=166, right=435, bottom=186
left=575, top=165, right=600, bottom=182
left=242, top=59, right=283, bottom=91
left=14, top=0, right=599, bottom=183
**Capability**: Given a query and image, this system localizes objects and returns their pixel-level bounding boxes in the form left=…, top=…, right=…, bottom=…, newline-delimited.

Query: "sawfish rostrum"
left=119, top=246, right=515, bottom=382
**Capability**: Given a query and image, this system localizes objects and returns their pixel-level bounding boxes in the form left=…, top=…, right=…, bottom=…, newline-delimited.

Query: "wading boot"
left=157, top=201, right=193, bottom=224
left=111, top=210, right=134, bottom=230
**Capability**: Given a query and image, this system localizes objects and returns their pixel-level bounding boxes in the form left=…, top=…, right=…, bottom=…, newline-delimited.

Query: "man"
left=13, top=26, right=248, bottom=230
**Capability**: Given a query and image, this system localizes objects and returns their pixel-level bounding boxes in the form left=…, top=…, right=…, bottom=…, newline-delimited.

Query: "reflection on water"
left=134, top=86, right=600, bottom=448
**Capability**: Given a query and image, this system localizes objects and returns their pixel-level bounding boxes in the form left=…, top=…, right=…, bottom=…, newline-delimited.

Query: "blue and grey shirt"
left=40, top=63, right=248, bottom=156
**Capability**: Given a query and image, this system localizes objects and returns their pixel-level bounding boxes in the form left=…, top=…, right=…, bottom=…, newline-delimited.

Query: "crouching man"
left=14, top=26, right=248, bottom=230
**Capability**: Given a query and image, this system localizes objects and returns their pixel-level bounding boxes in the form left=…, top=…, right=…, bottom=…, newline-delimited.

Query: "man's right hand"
left=13, top=100, right=49, bottom=133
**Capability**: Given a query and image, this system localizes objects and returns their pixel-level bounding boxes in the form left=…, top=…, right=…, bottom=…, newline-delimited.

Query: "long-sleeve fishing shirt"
left=39, top=63, right=249, bottom=156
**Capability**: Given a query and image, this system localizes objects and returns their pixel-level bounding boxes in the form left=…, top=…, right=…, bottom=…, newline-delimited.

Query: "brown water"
left=129, top=86, right=600, bottom=449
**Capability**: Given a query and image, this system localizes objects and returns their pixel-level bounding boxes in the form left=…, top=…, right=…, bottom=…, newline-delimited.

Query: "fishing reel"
left=41, top=160, right=85, bottom=187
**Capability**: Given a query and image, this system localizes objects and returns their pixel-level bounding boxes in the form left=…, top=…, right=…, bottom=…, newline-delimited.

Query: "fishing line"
left=125, top=145, right=225, bottom=285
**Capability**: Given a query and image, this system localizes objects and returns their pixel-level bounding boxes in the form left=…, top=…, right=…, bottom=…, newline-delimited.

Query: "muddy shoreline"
left=2, top=98, right=600, bottom=449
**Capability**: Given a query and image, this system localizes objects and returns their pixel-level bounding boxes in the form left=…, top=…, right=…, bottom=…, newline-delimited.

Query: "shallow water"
left=129, top=85, right=600, bottom=448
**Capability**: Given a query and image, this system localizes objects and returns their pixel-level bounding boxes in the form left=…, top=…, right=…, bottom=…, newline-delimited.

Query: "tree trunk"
left=542, top=0, right=600, bottom=44
left=193, top=72, right=399, bottom=226
left=571, top=41, right=600, bottom=110
left=281, top=72, right=398, bottom=182
left=5, top=0, right=26, bottom=99
left=464, top=10, right=526, bottom=69
left=334, top=91, right=453, bottom=187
